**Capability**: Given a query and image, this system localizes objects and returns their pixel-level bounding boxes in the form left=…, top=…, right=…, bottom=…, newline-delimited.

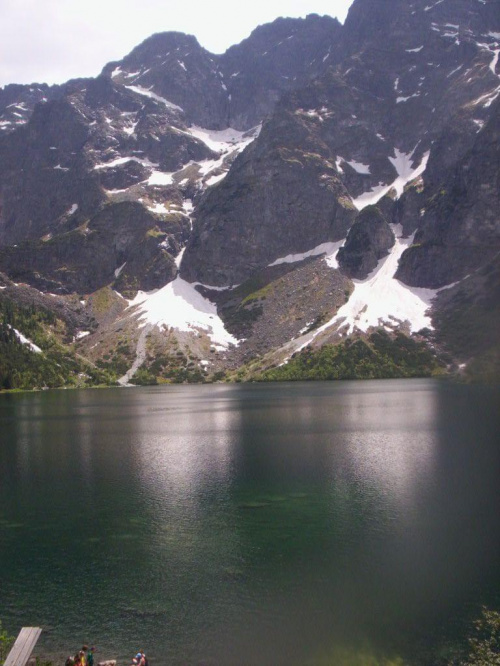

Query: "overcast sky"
left=0, top=0, right=354, bottom=87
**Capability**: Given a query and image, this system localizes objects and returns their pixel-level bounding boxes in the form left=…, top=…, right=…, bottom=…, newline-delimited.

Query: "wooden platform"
left=4, top=628, right=42, bottom=666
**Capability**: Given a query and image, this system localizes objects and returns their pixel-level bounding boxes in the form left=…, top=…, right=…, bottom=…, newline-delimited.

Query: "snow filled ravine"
left=352, top=148, right=430, bottom=211
left=126, top=275, right=238, bottom=350
left=292, top=225, right=440, bottom=354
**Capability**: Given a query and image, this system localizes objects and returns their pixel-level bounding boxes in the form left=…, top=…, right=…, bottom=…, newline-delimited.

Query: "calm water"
left=0, top=380, right=499, bottom=666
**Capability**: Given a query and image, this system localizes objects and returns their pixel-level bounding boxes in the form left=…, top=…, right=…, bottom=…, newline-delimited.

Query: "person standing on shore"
left=74, top=650, right=85, bottom=666
left=87, top=646, right=96, bottom=666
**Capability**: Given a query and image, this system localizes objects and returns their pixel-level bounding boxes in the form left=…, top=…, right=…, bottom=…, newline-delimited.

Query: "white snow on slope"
left=94, top=156, right=158, bottom=170
left=290, top=226, right=438, bottom=358
left=205, top=172, right=226, bottom=187
left=124, top=85, right=183, bottom=111
left=114, top=262, right=127, bottom=278
left=127, top=277, right=238, bottom=349
left=352, top=148, right=430, bottom=210
left=269, top=240, right=344, bottom=268
left=344, top=159, right=371, bottom=174
left=473, top=85, right=500, bottom=108
left=188, top=124, right=261, bottom=154
left=397, top=93, right=420, bottom=103
left=65, top=204, right=78, bottom=216
left=147, top=202, right=171, bottom=214
left=123, top=121, right=138, bottom=136
left=389, top=149, right=430, bottom=197
left=490, top=49, right=500, bottom=75
left=424, top=0, right=445, bottom=10
left=148, top=171, right=174, bottom=185
left=9, top=326, right=42, bottom=353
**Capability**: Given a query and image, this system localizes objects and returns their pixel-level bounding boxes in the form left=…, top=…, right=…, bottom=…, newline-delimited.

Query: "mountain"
left=0, top=0, right=499, bottom=389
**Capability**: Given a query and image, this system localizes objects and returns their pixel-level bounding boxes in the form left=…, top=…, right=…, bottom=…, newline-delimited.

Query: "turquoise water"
left=0, top=380, right=499, bottom=665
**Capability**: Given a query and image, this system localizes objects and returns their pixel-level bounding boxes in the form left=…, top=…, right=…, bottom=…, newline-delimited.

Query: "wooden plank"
left=7, top=628, right=41, bottom=666
left=16, top=629, right=41, bottom=666
left=4, top=627, right=42, bottom=666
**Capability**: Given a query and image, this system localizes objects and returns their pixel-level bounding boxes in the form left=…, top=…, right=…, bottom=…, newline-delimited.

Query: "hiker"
left=87, top=646, right=96, bottom=666
left=132, top=651, right=146, bottom=666
left=65, top=657, right=75, bottom=666
left=74, top=649, right=86, bottom=666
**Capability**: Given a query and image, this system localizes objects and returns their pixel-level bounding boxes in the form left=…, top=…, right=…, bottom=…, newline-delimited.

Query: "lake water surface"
left=1, top=380, right=499, bottom=665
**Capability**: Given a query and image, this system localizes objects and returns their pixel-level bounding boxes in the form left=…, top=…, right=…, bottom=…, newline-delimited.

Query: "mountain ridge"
left=0, top=0, right=499, bottom=388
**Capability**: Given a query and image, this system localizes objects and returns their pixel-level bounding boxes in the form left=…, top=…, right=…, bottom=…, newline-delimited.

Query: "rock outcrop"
left=338, top=207, right=395, bottom=280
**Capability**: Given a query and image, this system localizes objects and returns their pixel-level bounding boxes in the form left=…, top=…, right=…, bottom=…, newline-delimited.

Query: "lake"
left=0, top=380, right=499, bottom=665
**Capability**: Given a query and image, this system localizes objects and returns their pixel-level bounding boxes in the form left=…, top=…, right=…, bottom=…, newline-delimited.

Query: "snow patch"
left=147, top=202, right=170, bottom=214
left=473, top=85, right=500, bottom=108
left=125, top=85, right=183, bottom=112
left=352, top=148, right=430, bottom=210
left=447, top=64, right=463, bottom=77
left=94, top=155, right=158, bottom=170
left=147, top=171, right=174, bottom=186
left=490, top=49, right=500, bottom=75
left=9, top=326, right=42, bottom=353
left=65, top=203, right=78, bottom=216
left=291, top=226, right=441, bottom=359
left=182, top=199, right=194, bottom=215
left=342, top=159, right=371, bottom=175
left=205, top=172, right=226, bottom=187
left=127, top=277, right=238, bottom=349
left=114, top=262, right=127, bottom=278
left=269, top=240, right=344, bottom=268
left=397, top=93, right=420, bottom=103
left=187, top=125, right=260, bottom=154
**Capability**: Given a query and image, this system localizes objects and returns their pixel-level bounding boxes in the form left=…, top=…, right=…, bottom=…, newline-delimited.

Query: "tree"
left=458, top=608, right=500, bottom=665
left=0, top=621, right=14, bottom=665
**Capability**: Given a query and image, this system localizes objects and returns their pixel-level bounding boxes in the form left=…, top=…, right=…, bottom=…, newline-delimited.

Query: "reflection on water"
left=0, top=380, right=499, bottom=666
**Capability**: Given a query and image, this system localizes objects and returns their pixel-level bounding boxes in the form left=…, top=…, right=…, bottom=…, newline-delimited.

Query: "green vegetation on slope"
left=0, top=297, right=112, bottom=391
left=0, top=621, right=13, bottom=666
left=259, top=331, right=445, bottom=382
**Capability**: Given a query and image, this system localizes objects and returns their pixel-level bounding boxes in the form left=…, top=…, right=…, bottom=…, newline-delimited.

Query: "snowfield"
left=289, top=225, right=441, bottom=358
left=127, top=276, right=238, bottom=350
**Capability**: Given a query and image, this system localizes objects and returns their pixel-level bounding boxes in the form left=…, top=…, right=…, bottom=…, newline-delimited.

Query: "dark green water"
left=1, top=380, right=499, bottom=666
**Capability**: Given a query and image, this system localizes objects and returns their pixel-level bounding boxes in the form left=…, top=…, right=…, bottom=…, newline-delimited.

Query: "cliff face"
left=397, top=99, right=500, bottom=288
left=338, top=207, right=395, bottom=280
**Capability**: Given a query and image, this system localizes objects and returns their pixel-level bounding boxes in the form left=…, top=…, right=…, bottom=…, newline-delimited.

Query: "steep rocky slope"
left=0, top=0, right=499, bottom=386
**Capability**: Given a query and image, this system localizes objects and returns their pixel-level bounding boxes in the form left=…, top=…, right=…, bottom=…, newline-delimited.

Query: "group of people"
left=131, top=651, right=148, bottom=666
left=65, top=645, right=95, bottom=666
left=64, top=645, right=148, bottom=666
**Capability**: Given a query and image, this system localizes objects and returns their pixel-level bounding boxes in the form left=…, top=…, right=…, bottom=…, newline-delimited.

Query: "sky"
left=0, top=0, right=354, bottom=87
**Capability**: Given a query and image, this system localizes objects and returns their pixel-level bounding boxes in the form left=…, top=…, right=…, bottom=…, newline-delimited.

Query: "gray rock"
left=338, top=207, right=395, bottom=279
